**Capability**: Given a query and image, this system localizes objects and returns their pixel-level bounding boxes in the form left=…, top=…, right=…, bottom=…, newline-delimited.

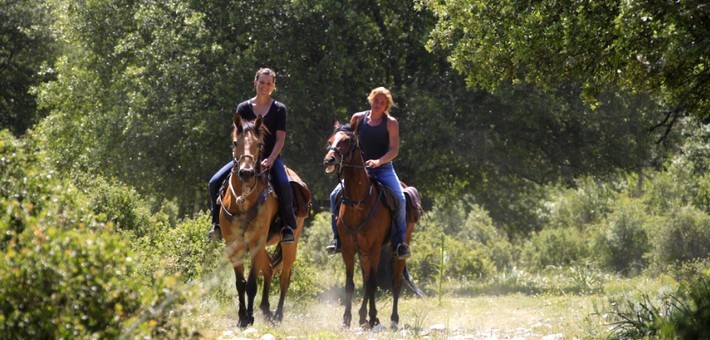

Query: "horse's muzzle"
left=238, top=168, right=255, bottom=181
left=323, top=156, right=336, bottom=174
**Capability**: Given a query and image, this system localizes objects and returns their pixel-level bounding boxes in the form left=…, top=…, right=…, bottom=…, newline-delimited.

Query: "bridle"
left=327, top=132, right=374, bottom=206
left=228, top=134, right=268, bottom=212
left=326, top=129, right=383, bottom=236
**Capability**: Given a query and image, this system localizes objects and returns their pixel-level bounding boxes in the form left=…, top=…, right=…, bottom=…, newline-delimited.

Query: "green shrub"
left=538, top=177, right=615, bottom=230
left=0, top=132, right=193, bottom=338
left=132, top=213, right=223, bottom=283
left=643, top=170, right=689, bottom=214
left=608, top=265, right=710, bottom=338
left=651, top=205, right=710, bottom=266
left=295, top=211, right=346, bottom=292
left=693, top=173, right=710, bottom=214
left=406, top=197, right=515, bottom=292
left=520, top=227, right=590, bottom=270
left=595, top=196, right=650, bottom=274
left=0, top=205, right=193, bottom=338
left=444, top=238, right=496, bottom=279
left=1, top=223, right=139, bottom=338
left=74, top=174, right=152, bottom=236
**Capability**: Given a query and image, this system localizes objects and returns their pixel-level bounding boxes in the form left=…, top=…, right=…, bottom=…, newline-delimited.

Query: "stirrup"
left=396, top=243, right=411, bottom=260
left=325, top=238, right=341, bottom=255
left=207, top=223, right=222, bottom=241
left=281, top=226, right=295, bottom=244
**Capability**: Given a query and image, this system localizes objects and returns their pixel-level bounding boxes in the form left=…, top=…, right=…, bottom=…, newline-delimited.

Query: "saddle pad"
left=286, top=167, right=312, bottom=218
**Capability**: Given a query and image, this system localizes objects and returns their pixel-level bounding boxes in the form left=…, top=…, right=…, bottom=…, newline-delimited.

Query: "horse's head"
left=232, top=114, right=265, bottom=182
left=323, top=121, right=359, bottom=174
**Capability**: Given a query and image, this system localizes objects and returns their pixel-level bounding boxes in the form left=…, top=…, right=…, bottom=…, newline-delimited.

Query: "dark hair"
left=255, top=68, right=276, bottom=82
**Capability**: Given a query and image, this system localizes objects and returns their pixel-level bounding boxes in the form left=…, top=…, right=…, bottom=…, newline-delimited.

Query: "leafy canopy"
left=421, top=0, right=709, bottom=123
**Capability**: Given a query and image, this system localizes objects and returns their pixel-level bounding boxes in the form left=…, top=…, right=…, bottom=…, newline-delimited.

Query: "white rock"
left=430, top=323, right=446, bottom=332
left=242, top=327, right=258, bottom=336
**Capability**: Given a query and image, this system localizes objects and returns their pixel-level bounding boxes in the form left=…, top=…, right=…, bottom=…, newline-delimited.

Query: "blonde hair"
left=367, top=87, right=395, bottom=115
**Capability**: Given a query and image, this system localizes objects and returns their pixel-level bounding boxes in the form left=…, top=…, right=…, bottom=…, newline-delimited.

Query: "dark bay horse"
left=220, top=113, right=309, bottom=328
left=323, top=122, right=420, bottom=330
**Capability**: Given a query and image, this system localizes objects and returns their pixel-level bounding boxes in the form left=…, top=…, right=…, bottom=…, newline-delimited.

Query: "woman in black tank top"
left=326, top=87, right=411, bottom=260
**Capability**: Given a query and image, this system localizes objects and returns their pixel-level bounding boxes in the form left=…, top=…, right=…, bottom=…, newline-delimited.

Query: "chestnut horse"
left=323, top=122, right=418, bottom=330
left=220, top=113, right=309, bottom=328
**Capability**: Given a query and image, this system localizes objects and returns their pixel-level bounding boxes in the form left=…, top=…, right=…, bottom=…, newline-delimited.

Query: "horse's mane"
left=233, top=119, right=269, bottom=140
left=334, top=123, right=355, bottom=137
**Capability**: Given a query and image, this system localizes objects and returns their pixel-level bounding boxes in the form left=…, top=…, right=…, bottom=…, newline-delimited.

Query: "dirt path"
left=196, top=294, right=608, bottom=339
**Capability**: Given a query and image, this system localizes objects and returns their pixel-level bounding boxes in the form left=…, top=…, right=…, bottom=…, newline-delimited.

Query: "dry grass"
left=190, top=292, right=609, bottom=339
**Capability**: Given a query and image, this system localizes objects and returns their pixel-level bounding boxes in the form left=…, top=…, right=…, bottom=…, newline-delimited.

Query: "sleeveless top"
left=357, top=111, right=389, bottom=162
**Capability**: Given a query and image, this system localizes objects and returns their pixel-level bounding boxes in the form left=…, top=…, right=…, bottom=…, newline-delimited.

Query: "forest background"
left=1, top=0, right=709, bottom=338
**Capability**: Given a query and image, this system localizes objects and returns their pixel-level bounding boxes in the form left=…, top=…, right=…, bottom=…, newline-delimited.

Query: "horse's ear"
left=352, top=114, right=361, bottom=133
left=234, top=113, right=243, bottom=134
left=333, top=120, right=341, bottom=129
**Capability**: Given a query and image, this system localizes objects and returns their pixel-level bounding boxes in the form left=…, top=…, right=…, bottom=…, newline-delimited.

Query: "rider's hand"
left=261, top=158, right=273, bottom=170
left=365, top=159, right=381, bottom=168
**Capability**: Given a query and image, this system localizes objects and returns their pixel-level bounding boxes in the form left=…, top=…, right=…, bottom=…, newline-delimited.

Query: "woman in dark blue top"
left=326, top=87, right=411, bottom=260
left=207, top=68, right=296, bottom=243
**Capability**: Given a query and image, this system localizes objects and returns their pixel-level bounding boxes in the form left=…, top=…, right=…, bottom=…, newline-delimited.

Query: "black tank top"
left=357, top=111, right=389, bottom=162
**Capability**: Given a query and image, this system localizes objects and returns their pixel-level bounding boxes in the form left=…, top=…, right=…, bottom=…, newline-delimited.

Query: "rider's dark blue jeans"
left=209, top=157, right=296, bottom=229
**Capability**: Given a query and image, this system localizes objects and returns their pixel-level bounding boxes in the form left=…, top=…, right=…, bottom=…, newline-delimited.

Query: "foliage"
left=608, top=264, right=710, bottom=338
left=132, top=213, right=223, bottom=283
left=539, top=177, right=616, bottom=230
left=650, top=205, right=710, bottom=266
left=0, top=0, right=58, bottom=135
left=520, top=227, right=590, bottom=270
left=422, top=0, right=710, bottom=122
left=296, top=212, right=343, bottom=288
left=409, top=197, right=511, bottom=288
left=73, top=174, right=152, bottom=236
left=594, top=196, right=651, bottom=274
left=23, top=0, right=674, bottom=239
left=0, top=131, right=193, bottom=338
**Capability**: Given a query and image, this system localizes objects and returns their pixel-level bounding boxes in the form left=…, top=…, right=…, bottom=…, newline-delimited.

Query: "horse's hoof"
left=238, top=315, right=254, bottom=328
left=370, top=317, right=380, bottom=328
left=390, top=321, right=398, bottom=330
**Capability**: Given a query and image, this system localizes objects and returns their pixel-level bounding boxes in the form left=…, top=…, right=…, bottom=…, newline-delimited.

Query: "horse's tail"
left=403, top=265, right=426, bottom=297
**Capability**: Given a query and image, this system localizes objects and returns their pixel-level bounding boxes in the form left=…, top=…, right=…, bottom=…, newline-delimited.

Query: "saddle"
left=218, top=167, right=311, bottom=227
left=334, top=179, right=423, bottom=224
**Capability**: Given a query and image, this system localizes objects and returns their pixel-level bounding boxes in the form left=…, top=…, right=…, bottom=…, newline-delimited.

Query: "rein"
left=221, top=136, right=270, bottom=225
left=328, top=135, right=383, bottom=235
left=220, top=170, right=270, bottom=226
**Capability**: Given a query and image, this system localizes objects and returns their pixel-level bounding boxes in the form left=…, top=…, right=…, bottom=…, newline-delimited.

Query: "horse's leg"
left=243, top=264, right=258, bottom=327
left=390, top=257, right=406, bottom=330
left=256, top=249, right=273, bottom=320
left=260, top=265, right=273, bottom=321
left=342, top=252, right=356, bottom=328
left=367, top=249, right=383, bottom=329
left=234, top=264, right=250, bottom=328
left=275, top=243, right=297, bottom=322
left=390, top=220, right=414, bottom=329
